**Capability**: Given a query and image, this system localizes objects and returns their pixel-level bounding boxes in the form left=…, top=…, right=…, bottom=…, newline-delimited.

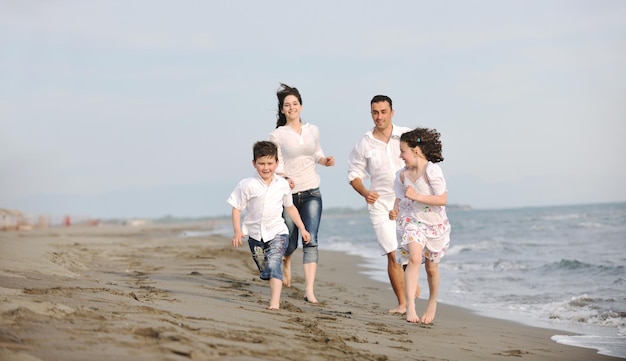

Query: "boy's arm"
left=231, top=207, right=244, bottom=247
left=284, top=205, right=311, bottom=244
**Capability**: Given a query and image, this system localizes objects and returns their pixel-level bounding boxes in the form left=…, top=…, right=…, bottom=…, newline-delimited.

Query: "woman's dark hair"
left=276, top=83, right=303, bottom=128
left=400, top=128, right=444, bottom=163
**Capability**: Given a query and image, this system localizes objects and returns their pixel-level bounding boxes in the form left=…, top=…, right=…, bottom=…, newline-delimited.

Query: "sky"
left=1, top=0, right=625, bottom=219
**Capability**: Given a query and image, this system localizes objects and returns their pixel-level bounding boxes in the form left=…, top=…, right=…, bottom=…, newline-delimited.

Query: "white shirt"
left=347, top=124, right=412, bottom=198
left=227, top=174, right=294, bottom=242
left=268, top=122, right=325, bottom=193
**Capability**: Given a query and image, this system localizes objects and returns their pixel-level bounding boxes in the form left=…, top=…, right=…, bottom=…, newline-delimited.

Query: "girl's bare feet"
left=421, top=301, right=437, bottom=324
left=304, top=294, right=318, bottom=304
left=406, top=309, right=420, bottom=323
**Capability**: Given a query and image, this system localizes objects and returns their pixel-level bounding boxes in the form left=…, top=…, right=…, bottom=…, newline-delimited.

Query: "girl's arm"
left=404, top=163, right=448, bottom=206
left=405, top=188, right=447, bottom=206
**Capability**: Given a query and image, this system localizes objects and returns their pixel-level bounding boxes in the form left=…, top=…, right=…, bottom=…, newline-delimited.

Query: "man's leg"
left=387, top=250, right=407, bottom=314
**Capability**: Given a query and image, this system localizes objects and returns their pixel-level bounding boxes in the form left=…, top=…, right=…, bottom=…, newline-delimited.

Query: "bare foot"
left=304, top=295, right=318, bottom=304
left=282, top=257, right=291, bottom=287
left=388, top=305, right=407, bottom=315
left=421, top=301, right=437, bottom=324
left=267, top=304, right=280, bottom=310
left=406, top=309, right=420, bottom=323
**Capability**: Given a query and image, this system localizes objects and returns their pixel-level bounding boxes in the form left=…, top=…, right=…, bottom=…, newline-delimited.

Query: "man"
left=347, top=95, right=412, bottom=314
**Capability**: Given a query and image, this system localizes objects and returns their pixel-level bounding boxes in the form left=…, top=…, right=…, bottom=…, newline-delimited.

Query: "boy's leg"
left=282, top=209, right=298, bottom=287
left=421, top=259, right=440, bottom=324
left=247, top=237, right=266, bottom=273
left=268, top=278, right=282, bottom=309
left=263, top=234, right=288, bottom=308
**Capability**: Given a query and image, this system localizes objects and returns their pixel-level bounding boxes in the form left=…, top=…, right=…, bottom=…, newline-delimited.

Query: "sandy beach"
left=0, top=223, right=620, bottom=361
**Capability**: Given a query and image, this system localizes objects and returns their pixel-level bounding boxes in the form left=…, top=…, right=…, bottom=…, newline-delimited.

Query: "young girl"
left=388, top=128, right=451, bottom=324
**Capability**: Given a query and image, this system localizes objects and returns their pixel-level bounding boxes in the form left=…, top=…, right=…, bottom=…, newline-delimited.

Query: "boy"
left=227, top=140, right=311, bottom=310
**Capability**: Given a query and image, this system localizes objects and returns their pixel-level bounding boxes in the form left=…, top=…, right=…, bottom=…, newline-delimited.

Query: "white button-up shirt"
left=268, top=122, right=325, bottom=193
left=227, top=174, right=293, bottom=242
left=347, top=124, right=411, bottom=198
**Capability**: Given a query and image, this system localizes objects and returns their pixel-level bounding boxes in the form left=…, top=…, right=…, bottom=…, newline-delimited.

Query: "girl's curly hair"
left=400, top=128, right=444, bottom=163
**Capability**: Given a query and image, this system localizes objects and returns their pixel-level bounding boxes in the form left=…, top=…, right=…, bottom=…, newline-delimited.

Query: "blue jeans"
left=248, top=235, right=288, bottom=281
left=283, top=187, right=321, bottom=264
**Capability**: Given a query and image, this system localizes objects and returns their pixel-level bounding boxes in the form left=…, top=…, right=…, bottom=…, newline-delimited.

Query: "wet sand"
left=0, top=223, right=620, bottom=360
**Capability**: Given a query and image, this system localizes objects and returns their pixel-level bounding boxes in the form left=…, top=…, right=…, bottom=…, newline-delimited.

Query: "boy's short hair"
left=253, top=141, right=278, bottom=161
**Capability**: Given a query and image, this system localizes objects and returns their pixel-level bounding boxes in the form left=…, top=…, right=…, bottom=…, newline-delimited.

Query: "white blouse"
left=268, top=122, right=326, bottom=193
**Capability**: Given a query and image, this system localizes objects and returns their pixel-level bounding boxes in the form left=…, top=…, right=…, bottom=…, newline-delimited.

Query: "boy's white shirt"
left=227, top=174, right=293, bottom=242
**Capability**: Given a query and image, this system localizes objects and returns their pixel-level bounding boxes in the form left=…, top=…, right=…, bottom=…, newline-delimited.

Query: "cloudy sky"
left=1, top=1, right=625, bottom=219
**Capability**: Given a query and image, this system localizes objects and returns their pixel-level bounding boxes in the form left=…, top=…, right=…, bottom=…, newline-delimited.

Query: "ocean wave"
left=540, top=260, right=625, bottom=278
left=544, top=259, right=593, bottom=271
left=492, top=259, right=529, bottom=272
left=542, top=294, right=626, bottom=328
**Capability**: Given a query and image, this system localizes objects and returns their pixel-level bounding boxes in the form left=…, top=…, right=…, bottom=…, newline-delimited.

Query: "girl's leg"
left=405, top=241, right=423, bottom=323
left=421, top=259, right=440, bottom=324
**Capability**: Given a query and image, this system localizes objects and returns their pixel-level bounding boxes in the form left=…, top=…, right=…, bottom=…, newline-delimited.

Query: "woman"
left=268, top=83, right=334, bottom=303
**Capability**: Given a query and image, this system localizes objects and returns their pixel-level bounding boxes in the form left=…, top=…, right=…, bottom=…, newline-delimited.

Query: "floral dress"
left=394, top=162, right=451, bottom=265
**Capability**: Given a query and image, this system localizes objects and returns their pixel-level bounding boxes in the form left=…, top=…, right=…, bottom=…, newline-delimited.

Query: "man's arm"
left=350, top=178, right=379, bottom=204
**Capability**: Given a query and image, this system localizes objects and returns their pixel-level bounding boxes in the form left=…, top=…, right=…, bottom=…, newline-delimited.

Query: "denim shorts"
left=248, top=234, right=288, bottom=281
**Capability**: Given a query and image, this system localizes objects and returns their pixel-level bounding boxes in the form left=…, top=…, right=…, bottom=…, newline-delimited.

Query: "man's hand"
left=365, top=190, right=380, bottom=204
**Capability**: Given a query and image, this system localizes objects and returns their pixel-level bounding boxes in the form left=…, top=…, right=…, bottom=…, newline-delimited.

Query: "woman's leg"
left=300, top=189, right=321, bottom=303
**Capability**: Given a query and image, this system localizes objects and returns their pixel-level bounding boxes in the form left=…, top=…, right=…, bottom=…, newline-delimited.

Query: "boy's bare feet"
left=266, top=305, right=279, bottom=311
left=282, top=256, right=291, bottom=287
left=304, top=295, right=318, bottom=304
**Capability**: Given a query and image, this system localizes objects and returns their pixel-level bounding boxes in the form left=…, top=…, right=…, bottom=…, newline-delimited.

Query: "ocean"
left=199, top=202, right=626, bottom=358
